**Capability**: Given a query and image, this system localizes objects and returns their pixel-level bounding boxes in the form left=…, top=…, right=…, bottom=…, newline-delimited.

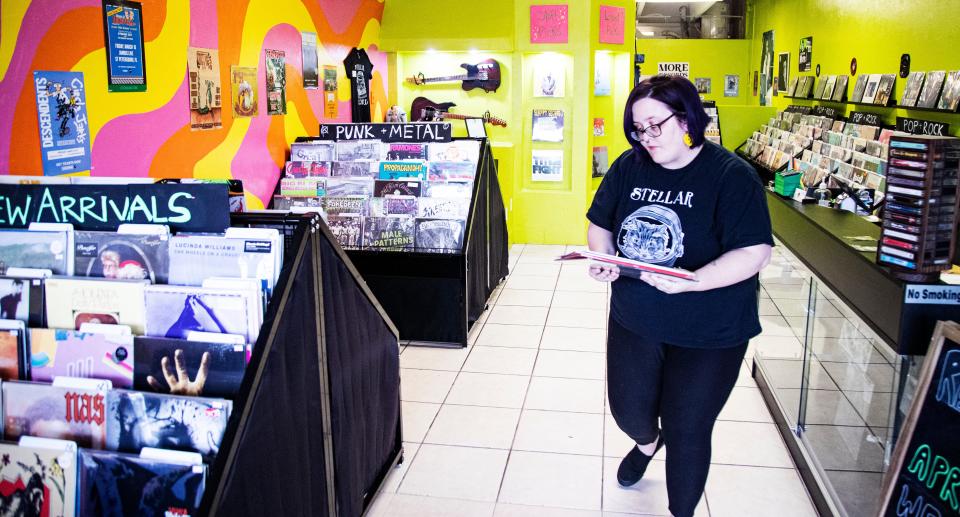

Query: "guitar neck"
left=437, top=113, right=473, bottom=121
left=421, top=74, right=473, bottom=83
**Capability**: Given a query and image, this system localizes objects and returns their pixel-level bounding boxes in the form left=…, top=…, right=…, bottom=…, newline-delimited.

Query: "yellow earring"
left=683, top=132, right=694, bottom=147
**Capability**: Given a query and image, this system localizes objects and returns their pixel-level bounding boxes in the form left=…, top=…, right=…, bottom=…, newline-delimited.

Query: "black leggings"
left=607, top=317, right=747, bottom=517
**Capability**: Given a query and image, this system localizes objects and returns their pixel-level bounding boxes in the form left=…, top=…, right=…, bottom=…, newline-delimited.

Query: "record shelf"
left=201, top=213, right=403, bottom=516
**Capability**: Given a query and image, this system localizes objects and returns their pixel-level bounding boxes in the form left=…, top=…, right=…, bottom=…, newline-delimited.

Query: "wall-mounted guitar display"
left=406, top=59, right=502, bottom=92
left=411, top=97, right=507, bottom=127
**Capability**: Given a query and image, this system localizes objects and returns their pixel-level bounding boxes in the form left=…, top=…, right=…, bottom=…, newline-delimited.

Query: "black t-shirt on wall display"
left=343, top=47, right=373, bottom=122
left=587, top=142, right=774, bottom=348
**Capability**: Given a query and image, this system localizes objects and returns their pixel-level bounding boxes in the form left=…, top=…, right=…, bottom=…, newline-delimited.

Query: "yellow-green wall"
left=748, top=0, right=960, bottom=132
left=637, top=39, right=752, bottom=106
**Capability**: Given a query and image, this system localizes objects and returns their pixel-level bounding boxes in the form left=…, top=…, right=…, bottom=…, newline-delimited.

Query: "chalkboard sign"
left=849, top=111, right=883, bottom=127
left=879, top=320, right=960, bottom=516
left=317, top=122, right=452, bottom=142
left=0, top=183, right=230, bottom=232
left=811, top=105, right=839, bottom=118
left=897, top=117, right=950, bottom=137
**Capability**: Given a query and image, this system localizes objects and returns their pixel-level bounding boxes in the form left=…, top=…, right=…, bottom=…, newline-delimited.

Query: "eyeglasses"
left=629, top=113, right=678, bottom=141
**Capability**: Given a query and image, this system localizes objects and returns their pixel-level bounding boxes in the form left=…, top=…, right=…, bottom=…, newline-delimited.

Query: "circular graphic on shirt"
left=618, top=205, right=685, bottom=267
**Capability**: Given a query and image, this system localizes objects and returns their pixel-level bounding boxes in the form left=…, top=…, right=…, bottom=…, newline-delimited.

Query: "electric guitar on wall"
left=410, top=97, right=507, bottom=127
left=406, top=59, right=502, bottom=93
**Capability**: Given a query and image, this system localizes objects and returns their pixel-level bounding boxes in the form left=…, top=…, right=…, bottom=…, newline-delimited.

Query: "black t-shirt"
left=587, top=141, right=774, bottom=348
left=342, top=47, right=373, bottom=123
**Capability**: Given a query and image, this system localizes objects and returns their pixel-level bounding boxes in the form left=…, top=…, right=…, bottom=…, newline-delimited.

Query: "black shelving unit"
left=201, top=213, right=403, bottom=517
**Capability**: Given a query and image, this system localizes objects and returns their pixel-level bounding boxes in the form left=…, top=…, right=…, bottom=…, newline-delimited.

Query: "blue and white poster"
left=103, top=1, right=146, bottom=92
left=33, top=71, right=91, bottom=175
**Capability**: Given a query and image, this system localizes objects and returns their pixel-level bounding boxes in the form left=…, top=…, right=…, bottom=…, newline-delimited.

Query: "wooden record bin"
left=878, top=135, right=960, bottom=282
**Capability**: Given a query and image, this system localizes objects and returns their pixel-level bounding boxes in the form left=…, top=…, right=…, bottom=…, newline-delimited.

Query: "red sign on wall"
left=599, top=5, right=625, bottom=44
left=530, top=4, right=568, bottom=44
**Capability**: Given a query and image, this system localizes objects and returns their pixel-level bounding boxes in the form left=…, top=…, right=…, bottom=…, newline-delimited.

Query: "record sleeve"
left=0, top=276, right=43, bottom=327
left=272, top=196, right=323, bottom=211
left=860, top=75, right=881, bottom=104
left=415, top=218, right=465, bottom=252
left=325, top=177, right=374, bottom=196
left=0, top=441, right=78, bottom=517
left=74, top=231, right=169, bottom=284
left=850, top=75, right=869, bottom=103
left=105, top=390, right=231, bottom=457
left=873, top=74, right=896, bottom=105
left=0, top=230, right=71, bottom=276
left=427, top=140, right=481, bottom=163
left=377, top=161, right=427, bottom=181
left=900, top=71, right=925, bottom=107
left=425, top=180, right=474, bottom=199
left=362, top=216, right=415, bottom=250
left=0, top=321, right=25, bottom=380
left=44, top=278, right=148, bottom=334
left=335, top=140, right=383, bottom=161
left=280, top=177, right=325, bottom=197
left=133, top=336, right=248, bottom=399
left=820, top=75, right=836, bottom=100
left=384, top=196, right=418, bottom=216
left=386, top=143, right=428, bottom=160
left=917, top=70, right=945, bottom=108
left=812, top=77, right=827, bottom=100
left=289, top=141, right=335, bottom=162
left=322, top=195, right=368, bottom=216
left=331, top=161, right=376, bottom=177
left=418, top=197, right=470, bottom=219
left=531, top=109, right=565, bottom=142
left=937, top=70, right=960, bottom=111
left=374, top=180, right=421, bottom=197
left=167, top=234, right=280, bottom=297
left=3, top=381, right=108, bottom=448
left=283, top=161, right=331, bottom=178
left=78, top=448, right=205, bottom=517
left=427, top=161, right=477, bottom=181
left=831, top=75, right=848, bottom=102
left=30, top=329, right=134, bottom=388
left=326, top=215, right=363, bottom=248
left=143, top=285, right=261, bottom=344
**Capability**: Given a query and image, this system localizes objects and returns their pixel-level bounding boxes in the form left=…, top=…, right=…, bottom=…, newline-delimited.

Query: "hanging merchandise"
left=187, top=47, right=222, bottom=130
left=343, top=47, right=373, bottom=123
left=265, top=49, right=286, bottom=115
left=102, top=1, right=146, bottom=92
left=33, top=71, right=91, bottom=175
left=230, top=66, right=257, bottom=117
left=323, top=65, right=338, bottom=118
left=301, top=32, right=319, bottom=89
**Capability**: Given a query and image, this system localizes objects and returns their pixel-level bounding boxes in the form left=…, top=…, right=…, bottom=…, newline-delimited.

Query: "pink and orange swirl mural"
left=0, top=0, right=390, bottom=208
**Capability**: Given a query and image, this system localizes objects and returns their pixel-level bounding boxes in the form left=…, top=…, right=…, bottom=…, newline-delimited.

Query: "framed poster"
left=33, top=71, right=92, bottom=175
left=102, top=1, right=146, bottom=92
left=759, top=30, right=774, bottom=105
left=777, top=52, right=790, bottom=94
left=799, top=37, right=812, bottom=72
left=695, top=77, right=711, bottom=94
left=724, top=74, right=740, bottom=97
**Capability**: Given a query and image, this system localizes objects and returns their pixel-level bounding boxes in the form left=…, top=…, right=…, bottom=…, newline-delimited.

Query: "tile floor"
left=369, top=244, right=820, bottom=517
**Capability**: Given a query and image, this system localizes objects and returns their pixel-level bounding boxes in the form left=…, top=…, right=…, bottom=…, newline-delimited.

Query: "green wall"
left=748, top=0, right=960, bottom=132
left=638, top=39, right=752, bottom=105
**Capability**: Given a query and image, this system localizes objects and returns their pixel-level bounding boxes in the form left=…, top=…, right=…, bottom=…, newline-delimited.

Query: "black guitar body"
left=460, top=59, right=501, bottom=92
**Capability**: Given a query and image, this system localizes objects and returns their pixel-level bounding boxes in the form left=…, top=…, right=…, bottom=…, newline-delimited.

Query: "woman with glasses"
left=586, top=75, right=773, bottom=517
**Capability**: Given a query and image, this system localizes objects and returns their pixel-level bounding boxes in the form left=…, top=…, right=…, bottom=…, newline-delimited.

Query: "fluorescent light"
left=640, top=31, right=655, bottom=36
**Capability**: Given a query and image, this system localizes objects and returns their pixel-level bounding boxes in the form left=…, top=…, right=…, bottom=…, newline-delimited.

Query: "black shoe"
left=617, top=434, right=664, bottom=487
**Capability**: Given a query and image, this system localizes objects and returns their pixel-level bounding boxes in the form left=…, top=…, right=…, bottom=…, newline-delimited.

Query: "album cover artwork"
left=331, top=161, right=376, bottom=177
left=860, top=75, right=881, bottom=104
left=917, top=71, right=945, bottom=108
left=366, top=197, right=385, bottom=217
left=0, top=323, right=25, bottom=380
left=386, top=143, right=428, bottom=160
left=831, top=75, right=848, bottom=102
left=415, top=218, right=465, bottom=252
left=873, top=74, right=896, bottom=105
left=383, top=196, right=418, bottom=216
left=133, top=336, right=248, bottom=399
left=105, top=390, right=231, bottom=457
left=531, top=109, right=565, bottom=142
left=0, top=277, right=42, bottom=326
left=0, top=441, right=78, bottom=517
left=900, top=71, right=925, bottom=107
left=592, top=146, right=609, bottom=178
left=167, top=235, right=279, bottom=296
left=326, top=215, right=363, bottom=248
left=280, top=177, right=325, bottom=197
left=3, top=381, right=108, bottom=448
left=326, top=177, right=374, bottom=196
left=427, top=141, right=481, bottom=163
left=322, top=195, right=368, bottom=216
left=290, top=142, right=335, bottom=162
left=937, top=70, right=960, bottom=111
left=427, top=161, right=477, bottom=182
left=377, top=161, right=427, bottom=181
left=284, top=161, right=331, bottom=178
left=362, top=216, right=415, bottom=250
left=850, top=75, right=868, bottom=103
left=30, top=329, right=134, bottom=388
left=374, top=180, right=421, bottom=197
left=335, top=140, right=383, bottom=161
left=784, top=77, right=798, bottom=97
left=0, top=230, right=70, bottom=275
left=426, top=181, right=474, bottom=199
left=143, top=286, right=259, bottom=344
left=812, top=76, right=828, bottom=100
left=74, top=231, right=169, bottom=284
left=820, top=75, right=836, bottom=100
left=272, top=196, right=323, bottom=211
left=418, top=197, right=470, bottom=219
left=45, top=278, right=148, bottom=334
left=78, top=448, right=205, bottom=517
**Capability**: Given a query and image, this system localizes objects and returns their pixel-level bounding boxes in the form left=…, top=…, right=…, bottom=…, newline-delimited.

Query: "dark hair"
left=623, top=75, right=710, bottom=158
